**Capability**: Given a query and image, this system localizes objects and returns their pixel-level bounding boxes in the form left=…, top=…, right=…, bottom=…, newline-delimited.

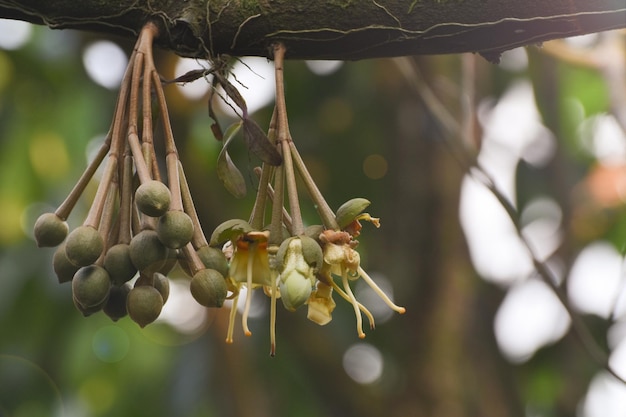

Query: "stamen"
left=242, top=250, right=254, bottom=336
left=331, top=280, right=376, bottom=329
left=358, top=266, right=406, bottom=314
left=226, top=295, right=239, bottom=344
left=342, top=270, right=365, bottom=338
left=269, top=273, right=278, bottom=357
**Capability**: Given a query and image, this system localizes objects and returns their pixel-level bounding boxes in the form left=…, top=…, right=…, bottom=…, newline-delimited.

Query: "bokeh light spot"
left=0, top=19, right=32, bottom=50
left=29, top=133, right=69, bottom=181
left=0, top=199, right=25, bottom=244
left=82, top=41, right=127, bottom=89
left=494, top=279, right=570, bottom=363
left=92, top=325, right=130, bottom=363
left=582, top=372, right=626, bottom=417
left=305, top=60, right=343, bottom=76
left=79, top=377, right=116, bottom=415
left=362, top=153, right=388, bottom=180
left=567, top=241, right=626, bottom=318
left=343, top=343, right=384, bottom=384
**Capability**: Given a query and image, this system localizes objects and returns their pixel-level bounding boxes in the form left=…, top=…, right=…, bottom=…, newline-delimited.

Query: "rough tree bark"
left=0, top=0, right=624, bottom=61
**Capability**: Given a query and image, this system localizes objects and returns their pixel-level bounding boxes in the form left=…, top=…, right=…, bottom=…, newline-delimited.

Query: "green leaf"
left=216, top=122, right=246, bottom=198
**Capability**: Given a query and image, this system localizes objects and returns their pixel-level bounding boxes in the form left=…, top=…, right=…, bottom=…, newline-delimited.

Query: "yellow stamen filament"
left=358, top=266, right=406, bottom=314
left=270, top=274, right=278, bottom=357
left=341, top=270, right=365, bottom=338
left=226, top=295, right=239, bottom=344
left=331, top=280, right=375, bottom=329
left=242, top=252, right=254, bottom=336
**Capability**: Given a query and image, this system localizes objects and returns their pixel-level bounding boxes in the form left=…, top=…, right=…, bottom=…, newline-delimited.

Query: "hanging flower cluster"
left=206, top=43, right=405, bottom=355
left=33, top=22, right=404, bottom=355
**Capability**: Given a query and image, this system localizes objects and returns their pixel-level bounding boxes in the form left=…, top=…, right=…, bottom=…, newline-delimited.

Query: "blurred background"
left=0, top=18, right=625, bottom=417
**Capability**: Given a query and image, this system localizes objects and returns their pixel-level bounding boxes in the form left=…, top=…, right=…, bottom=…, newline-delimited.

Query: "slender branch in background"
left=392, top=55, right=626, bottom=384
left=541, top=32, right=626, bottom=135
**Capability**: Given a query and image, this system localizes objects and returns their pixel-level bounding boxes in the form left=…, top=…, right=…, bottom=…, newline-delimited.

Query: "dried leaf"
left=215, top=72, right=247, bottom=115
left=216, top=122, right=246, bottom=198
left=242, top=118, right=282, bottom=166
left=166, top=68, right=212, bottom=84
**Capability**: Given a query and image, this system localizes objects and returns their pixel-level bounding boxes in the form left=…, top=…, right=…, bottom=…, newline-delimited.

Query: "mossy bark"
left=0, top=0, right=624, bottom=60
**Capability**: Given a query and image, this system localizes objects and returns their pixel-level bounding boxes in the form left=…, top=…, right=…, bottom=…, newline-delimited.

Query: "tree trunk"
left=1, top=0, right=624, bottom=60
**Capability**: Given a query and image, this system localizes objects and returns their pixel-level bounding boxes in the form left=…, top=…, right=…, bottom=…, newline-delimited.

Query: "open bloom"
left=224, top=230, right=274, bottom=342
left=317, top=227, right=405, bottom=338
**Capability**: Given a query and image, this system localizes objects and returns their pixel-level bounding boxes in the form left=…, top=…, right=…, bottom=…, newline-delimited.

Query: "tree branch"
left=0, top=0, right=624, bottom=60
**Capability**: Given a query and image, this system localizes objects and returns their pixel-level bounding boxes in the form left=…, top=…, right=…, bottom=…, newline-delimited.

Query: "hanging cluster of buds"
left=33, top=22, right=404, bottom=355
left=33, top=22, right=230, bottom=327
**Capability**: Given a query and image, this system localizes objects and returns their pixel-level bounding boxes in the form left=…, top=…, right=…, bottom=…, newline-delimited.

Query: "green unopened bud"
left=135, top=180, right=171, bottom=217
left=33, top=212, right=68, bottom=247
left=65, top=225, right=104, bottom=267
left=53, top=242, right=80, bottom=283
left=104, top=243, right=137, bottom=286
left=129, top=230, right=168, bottom=275
left=156, top=210, right=194, bottom=249
left=103, top=283, right=131, bottom=321
left=127, top=285, right=163, bottom=328
left=190, top=269, right=227, bottom=308
left=280, top=271, right=312, bottom=311
left=152, top=272, right=170, bottom=304
left=72, top=265, right=111, bottom=310
left=277, top=236, right=322, bottom=311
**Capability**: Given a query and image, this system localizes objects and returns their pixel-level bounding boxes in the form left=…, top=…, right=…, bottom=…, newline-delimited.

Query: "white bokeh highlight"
left=0, top=19, right=32, bottom=50
left=494, top=279, right=570, bottom=362
left=343, top=343, right=384, bottom=384
left=82, top=41, right=127, bottom=89
left=567, top=242, right=626, bottom=319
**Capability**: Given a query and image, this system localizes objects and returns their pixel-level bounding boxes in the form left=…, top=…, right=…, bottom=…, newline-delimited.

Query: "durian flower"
left=318, top=228, right=405, bottom=338
left=225, top=230, right=273, bottom=343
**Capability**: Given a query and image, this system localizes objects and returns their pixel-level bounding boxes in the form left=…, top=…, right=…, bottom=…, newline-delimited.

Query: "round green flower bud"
left=72, top=265, right=111, bottom=309
left=33, top=212, right=68, bottom=247
left=135, top=180, right=171, bottom=217
left=126, top=285, right=163, bottom=328
left=197, top=246, right=229, bottom=278
left=103, top=283, right=131, bottom=321
left=73, top=293, right=108, bottom=317
left=156, top=210, right=194, bottom=249
left=53, top=242, right=80, bottom=284
left=104, top=243, right=137, bottom=286
left=129, top=230, right=168, bottom=275
left=152, top=272, right=170, bottom=304
left=280, top=271, right=313, bottom=311
left=190, top=269, right=227, bottom=308
left=65, top=225, right=104, bottom=267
